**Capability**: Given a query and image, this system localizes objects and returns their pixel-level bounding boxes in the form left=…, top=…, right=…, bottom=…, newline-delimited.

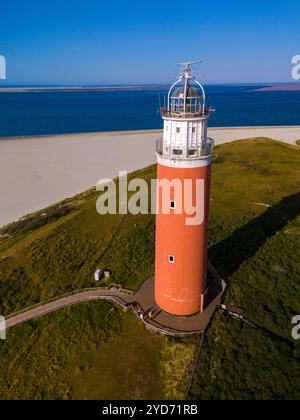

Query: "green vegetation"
left=0, top=138, right=299, bottom=400
left=0, top=205, right=71, bottom=236
left=189, top=138, right=300, bottom=400
left=0, top=301, right=196, bottom=400
left=0, top=165, right=196, bottom=400
left=296, top=139, right=300, bottom=146
left=0, top=167, right=156, bottom=314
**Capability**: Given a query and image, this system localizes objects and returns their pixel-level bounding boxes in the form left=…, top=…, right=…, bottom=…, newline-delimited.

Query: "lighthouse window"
left=168, top=255, right=175, bottom=264
left=170, top=201, right=176, bottom=210
left=192, top=127, right=196, bottom=133
left=176, top=127, right=180, bottom=133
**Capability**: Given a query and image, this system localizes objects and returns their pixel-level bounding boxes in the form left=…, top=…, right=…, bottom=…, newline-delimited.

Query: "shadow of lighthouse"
left=208, top=191, right=300, bottom=282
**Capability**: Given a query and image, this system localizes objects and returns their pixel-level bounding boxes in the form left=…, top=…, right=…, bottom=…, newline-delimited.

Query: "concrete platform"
left=131, top=261, right=226, bottom=336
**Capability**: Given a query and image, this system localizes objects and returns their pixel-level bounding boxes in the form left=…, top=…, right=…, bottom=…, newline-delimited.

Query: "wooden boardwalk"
left=5, top=262, right=226, bottom=337
left=6, top=288, right=134, bottom=329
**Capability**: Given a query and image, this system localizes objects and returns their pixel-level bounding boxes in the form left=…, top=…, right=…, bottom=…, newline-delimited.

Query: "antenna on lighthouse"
left=177, top=60, right=202, bottom=79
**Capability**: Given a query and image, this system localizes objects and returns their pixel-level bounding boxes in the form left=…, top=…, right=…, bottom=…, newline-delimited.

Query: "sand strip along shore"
left=0, top=126, right=299, bottom=227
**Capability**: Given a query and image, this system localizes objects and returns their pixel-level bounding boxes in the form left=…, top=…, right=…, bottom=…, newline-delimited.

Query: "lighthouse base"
left=132, top=261, right=226, bottom=336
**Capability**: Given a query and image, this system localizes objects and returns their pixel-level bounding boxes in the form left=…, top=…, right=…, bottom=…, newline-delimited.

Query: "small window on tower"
left=176, top=127, right=180, bottom=133
left=170, top=201, right=176, bottom=210
left=192, top=127, right=196, bottom=133
left=169, top=255, right=175, bottom=264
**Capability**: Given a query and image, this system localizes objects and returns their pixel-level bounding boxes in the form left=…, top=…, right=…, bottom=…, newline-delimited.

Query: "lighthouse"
left=155, top=61, right=214, bottom=316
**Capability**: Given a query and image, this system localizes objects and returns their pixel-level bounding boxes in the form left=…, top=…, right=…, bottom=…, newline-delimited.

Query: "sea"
left=0, top=85, right=300, bottom=138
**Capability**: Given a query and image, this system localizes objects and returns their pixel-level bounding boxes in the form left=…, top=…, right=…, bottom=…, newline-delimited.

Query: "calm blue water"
left=0, top=85, right=300, bottom=137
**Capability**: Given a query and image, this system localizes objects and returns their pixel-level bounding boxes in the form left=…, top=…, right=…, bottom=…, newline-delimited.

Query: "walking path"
left=5, top=263, right=226, bottom=337
left=6, top=288, right=134, bottom=329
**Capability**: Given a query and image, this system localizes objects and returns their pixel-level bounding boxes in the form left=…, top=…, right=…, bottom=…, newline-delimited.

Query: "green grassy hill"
left=0, top=138, right=299, bottom=400
left=189, top=138, right=300, bottom=400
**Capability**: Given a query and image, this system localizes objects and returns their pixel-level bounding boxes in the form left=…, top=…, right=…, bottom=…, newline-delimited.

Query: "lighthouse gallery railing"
left=156, top=137, right=214, bottom=160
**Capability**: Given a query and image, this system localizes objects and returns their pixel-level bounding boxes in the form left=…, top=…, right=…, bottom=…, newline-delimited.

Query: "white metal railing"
left=6, top=286, right=134, bottom=320
left=157, top=137, right=214, bottom=160
left=160, top=106, right=214, bottom=119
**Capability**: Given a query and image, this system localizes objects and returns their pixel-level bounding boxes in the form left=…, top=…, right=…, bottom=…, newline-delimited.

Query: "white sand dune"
left=0, top=126, right=299, bottom=227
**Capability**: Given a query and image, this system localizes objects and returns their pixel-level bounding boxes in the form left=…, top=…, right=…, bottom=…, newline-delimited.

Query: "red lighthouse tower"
left=155, top=62, right=214, bottom=316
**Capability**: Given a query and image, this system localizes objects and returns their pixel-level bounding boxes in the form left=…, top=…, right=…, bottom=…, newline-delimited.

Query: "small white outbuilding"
left=94, top=269, right=102, bottom=282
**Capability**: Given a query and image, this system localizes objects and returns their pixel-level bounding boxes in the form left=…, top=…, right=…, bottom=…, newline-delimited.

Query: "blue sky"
left=0, top=0, right=299, bottom=85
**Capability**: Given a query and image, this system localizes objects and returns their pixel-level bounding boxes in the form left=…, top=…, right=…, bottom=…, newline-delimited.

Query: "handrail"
left=160, top=107, right=213, bottom=119
left=6, top=286, right=133, bottom=320
left=5, top=269, right=224, bottom=338
left=157, top=137, right=214, bottom=160
left=131, top=309, right=203, bottom=337
left=6, top=290, right=202, bottom=337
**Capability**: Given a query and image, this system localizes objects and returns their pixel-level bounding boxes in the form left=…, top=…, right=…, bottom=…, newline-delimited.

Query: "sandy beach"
left=0, top=126, right=299, bottom=227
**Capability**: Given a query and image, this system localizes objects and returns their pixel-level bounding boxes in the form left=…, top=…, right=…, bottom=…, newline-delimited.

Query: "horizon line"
left=0, top=81, right=300, bottom=88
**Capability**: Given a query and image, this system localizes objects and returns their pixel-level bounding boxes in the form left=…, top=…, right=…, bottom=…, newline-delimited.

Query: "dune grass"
left=188, top=138, right=300, bottom=400
left=0, top=301, right=197, bottom=400
left=0, top=138, right=299, bottom=400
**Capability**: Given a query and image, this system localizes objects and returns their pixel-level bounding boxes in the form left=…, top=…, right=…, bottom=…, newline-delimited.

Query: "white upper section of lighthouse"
left=157, top=62, right=214, bottom=168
